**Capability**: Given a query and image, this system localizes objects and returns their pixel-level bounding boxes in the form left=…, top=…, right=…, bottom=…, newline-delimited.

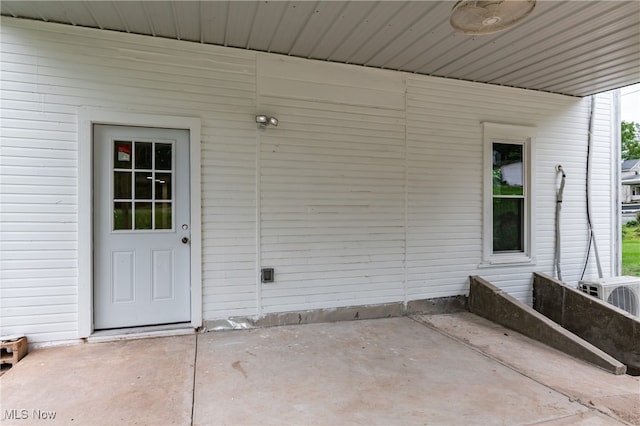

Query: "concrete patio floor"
left=1, top=313, right=638, bottom=425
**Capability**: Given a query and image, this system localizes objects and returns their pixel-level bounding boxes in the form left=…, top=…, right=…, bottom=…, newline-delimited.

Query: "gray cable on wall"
left=554, top=165, right=566, bottom=281
left=581, top=95, right=604, bottom=280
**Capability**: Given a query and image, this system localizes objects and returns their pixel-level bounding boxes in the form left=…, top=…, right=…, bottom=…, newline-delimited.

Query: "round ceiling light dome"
left=450, top=1, right=536, bottom=35
left=482, top=16, right=501, bottom=26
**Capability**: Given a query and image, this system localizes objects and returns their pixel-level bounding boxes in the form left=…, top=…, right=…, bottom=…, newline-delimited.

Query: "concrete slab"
left=0, top=335, right=195, bottom=425
left=193, top=317, right=618, bottom=425
left=417, top=312, right=640, bottom=425
left=1, top=316, right=636, bottom=426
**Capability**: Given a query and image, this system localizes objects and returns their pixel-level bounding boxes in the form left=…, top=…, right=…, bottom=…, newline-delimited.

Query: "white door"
left=93, top=125, right=191, bottom=329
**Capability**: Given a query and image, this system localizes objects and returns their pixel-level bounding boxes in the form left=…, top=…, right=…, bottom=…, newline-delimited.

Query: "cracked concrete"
left=1, top=314, right=638, bottom=425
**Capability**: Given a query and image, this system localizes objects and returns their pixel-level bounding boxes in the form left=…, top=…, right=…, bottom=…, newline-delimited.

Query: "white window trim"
left=481, top=122, right=537, bottom=267
left=78, top=109, right=202, bottom=337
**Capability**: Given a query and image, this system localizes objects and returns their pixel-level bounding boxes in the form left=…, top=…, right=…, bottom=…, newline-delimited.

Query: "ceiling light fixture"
left=450, top=1, right=536, bottom=35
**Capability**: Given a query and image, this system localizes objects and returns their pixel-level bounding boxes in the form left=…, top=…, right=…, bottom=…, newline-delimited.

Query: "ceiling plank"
left=309, top=1, right=377, bottom=60
left=81, top=2, right=124, bottom=32
left=172, top=1, right=201, bottom=42
left=225, top=1, right=260, bottom=48
left=200, top=1, right=227, bottom=46
left=289, top=1, right=346, bottom=58
left=267, top=1, right=319, bottom=55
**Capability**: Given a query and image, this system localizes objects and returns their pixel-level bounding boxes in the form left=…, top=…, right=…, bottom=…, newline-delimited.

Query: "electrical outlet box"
left=261, top=268, right=274, bottom=283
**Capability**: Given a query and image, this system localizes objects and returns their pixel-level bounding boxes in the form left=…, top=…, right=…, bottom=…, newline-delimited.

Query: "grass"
left=622, top=220, right=640, bottom=276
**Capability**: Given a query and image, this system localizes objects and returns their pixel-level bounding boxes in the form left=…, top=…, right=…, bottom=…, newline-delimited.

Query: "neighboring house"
left=0, top=6, right=632, bottom=347
left=499, top=162, right=524, bottom=188
left=621, top=159, right=640, bottom=203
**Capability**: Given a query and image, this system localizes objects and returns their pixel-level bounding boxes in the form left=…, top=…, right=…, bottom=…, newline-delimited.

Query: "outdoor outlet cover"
left=261, top=268, right=274, bottom=283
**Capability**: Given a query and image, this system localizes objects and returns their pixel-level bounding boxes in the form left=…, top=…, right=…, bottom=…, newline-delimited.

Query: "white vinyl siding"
left=405, top=77, right=614, bottom=303
left=257, top=55, right=407, bottom=312
left=0, top=17, right=616, bottom=344
left=0, top=18, right=258, bottom=343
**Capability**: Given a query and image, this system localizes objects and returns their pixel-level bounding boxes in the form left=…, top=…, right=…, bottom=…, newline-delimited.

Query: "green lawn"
left=622, top=221, right=640, bottom=276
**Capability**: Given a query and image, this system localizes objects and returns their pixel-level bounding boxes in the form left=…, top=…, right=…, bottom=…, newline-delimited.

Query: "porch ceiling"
left=2, top=1, right=639, bottom=97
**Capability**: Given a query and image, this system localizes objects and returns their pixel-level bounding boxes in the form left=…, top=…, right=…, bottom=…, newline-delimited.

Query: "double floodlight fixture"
left=256, top=115, right=278, bottom=127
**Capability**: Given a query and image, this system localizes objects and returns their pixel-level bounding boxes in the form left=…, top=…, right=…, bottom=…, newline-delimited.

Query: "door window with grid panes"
left=112, top=140, right=174, bottom=231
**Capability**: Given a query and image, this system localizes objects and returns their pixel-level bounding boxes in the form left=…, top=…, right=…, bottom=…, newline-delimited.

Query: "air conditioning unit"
left=578, top=276, right=640, bottom=317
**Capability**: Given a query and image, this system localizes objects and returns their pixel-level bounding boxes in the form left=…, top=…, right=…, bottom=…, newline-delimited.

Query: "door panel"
left=112, top=251, right=135, bottom=303
left=93, top=125, right=190, bottom=329
left=152, top=250, right=175, bottom=300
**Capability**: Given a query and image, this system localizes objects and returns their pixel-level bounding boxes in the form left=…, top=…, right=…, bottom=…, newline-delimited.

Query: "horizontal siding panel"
left=258, top=54, right=405, bottom=110
left=1, top=68, right=255, bottom=101
left=198, top=284, right=256, bottom=297
left=1, top=258, right=76, bottom=270
left=1, top=147, right=77, bottom=162
left=0, top=195, right=76, bottom=206
left=0, top=313, right=77, bottom=327
left=2, top=277, right=78, bottom=288
left=262, top=245, right=405, bottom=261
left=1, top=304, right=77, bottom=317
left=1, top=94, right=255, bottom=124
left=1, top=124, right=76, bottom=141
left=1, top=117, right=76, bottom=133
left=264, top=281, right=405, bottom=298
left=1, top=57, right=256, bottom=90
left=264, top=260, right=403, bottom=275
left=1, top=294, right=77, bottom=308
left=0, top=166, right=77, bottom=179
left=2, top=286, right=77, bottom=298
left=261, top=233, right=404, bottom=244
left=1, top=79, right=255, bottom=111
left=1, top=30, right=255, bottom=73
left=1, top=268, right=77, bottom=280
left=0, top=137, right=77, bottom=152
left=263, top=254, right=405, bottom=267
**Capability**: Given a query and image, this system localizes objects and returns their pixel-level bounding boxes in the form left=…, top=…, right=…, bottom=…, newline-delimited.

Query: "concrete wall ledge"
left=469, top=275, right=626, bottom=375
left=204, top=296, right=468, bottom=331
left=533, top=272, right=640, bottom=375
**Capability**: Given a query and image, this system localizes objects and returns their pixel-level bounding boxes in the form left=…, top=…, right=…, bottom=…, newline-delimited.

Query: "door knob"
left=181, top=237, right=190, bottom=244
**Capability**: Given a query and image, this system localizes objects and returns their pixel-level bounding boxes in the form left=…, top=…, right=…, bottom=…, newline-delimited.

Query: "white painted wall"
left=0, top=18, right=616, bottom=344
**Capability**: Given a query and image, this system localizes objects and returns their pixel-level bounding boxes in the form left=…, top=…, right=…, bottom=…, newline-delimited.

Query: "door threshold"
left=88, top=323, right=195, bottom=343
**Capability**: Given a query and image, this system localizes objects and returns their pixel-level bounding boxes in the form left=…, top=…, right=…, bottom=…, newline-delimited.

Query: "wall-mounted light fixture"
left=256, top=115, right=278, bottom=127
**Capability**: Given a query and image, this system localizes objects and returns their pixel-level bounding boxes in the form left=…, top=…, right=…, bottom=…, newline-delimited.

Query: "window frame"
left=481, top=123, right=537, bottom=266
